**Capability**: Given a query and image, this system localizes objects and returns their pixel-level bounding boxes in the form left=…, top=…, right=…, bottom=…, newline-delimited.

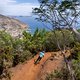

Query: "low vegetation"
left=0, top=28, right=80, bottom=80
left=45, top=42, right=80, bottom=80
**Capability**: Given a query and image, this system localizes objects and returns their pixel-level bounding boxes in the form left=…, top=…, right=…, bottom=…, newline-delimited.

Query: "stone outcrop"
left=0, top=14, right=28, bottom=38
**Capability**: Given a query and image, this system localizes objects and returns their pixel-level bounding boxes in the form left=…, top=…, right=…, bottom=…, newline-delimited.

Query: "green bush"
left=23, top=29, right=75, bottom=52
left=0, top=30, right=33, bottom=79
left=0, top=28, right=78, bottom=80
left=23, top=28, right=47, bottom=53
left=12, top=50, right=33, bottom=67
left=46, top=68, right=71, bottom=80
left=45, top=29, right=74, bottom=51
left=19, top=50, right=32, bottom=62
left=72, top=48, right=80, bottom=80
left=70, top=42, right=80, bottom=60
left=72, top=59, right=80, bottom=80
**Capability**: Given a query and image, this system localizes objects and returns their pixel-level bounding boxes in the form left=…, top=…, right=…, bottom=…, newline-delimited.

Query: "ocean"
left=11, top=16, right=80, bottom=34
left=12, top=16, right=51, bottom=34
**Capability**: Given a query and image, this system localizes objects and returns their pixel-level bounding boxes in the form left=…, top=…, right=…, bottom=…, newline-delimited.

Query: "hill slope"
left=0, top=14, right=28, bottom=38
left=11, top=51, right=69, bottom=80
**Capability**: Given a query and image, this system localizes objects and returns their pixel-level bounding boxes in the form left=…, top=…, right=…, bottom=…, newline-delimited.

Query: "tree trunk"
left=61, top=50, right=75, bottom=80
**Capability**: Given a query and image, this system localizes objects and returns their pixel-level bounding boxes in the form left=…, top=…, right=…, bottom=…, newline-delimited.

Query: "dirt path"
left=11, top=52, right=69, bottom=80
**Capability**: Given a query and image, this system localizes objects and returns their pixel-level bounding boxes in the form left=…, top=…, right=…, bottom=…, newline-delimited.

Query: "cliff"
left=0, top=14, right=28, bottom=38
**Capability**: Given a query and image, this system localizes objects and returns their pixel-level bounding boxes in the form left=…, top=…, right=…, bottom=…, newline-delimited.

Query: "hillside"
left=0, top=14, right=28, bottom=38
left=11, top=51, right=70, bottom=80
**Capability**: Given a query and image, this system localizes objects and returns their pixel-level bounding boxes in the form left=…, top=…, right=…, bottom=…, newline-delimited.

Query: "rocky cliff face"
left=0, top=14, right=28, bottom=38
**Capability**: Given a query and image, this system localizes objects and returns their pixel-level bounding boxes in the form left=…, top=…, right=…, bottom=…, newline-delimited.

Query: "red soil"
left=11, top=51, right=70, bottom=80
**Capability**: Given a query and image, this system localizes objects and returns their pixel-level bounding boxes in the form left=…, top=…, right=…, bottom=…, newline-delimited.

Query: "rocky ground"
left=0, top=14, right=28, bottom=38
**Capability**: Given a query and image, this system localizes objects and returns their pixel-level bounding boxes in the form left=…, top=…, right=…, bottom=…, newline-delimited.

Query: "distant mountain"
left=0, top=14, right=29, bottom=38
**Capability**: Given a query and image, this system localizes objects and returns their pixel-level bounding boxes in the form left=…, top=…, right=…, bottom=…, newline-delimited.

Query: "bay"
left=12, top=16, right=51, bottom=34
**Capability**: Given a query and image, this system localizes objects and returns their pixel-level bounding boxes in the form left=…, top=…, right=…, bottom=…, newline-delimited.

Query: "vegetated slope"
left=11, top=51, right=70, bottom=80
left=0, top=14, right=28, bottom=38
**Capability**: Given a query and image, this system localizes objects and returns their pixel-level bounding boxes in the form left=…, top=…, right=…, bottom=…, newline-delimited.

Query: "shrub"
left=72, top=59, right=80, bottom=80
left=46, top=67, right=71, bottom=80
left=12, top=50, right=32, bottom=66
left=19, top=50, right=32, bottom=63
left=23, top=28, right=47, bottom=53
left=45, top=29, right=74, bottom=51
left=72, top=48, right=80, bottom=80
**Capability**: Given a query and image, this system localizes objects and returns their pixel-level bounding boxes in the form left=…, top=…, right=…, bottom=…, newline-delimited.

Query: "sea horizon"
left=10, top=16, right=51, bottom=34
left=9, top=15, right=80, bottom=34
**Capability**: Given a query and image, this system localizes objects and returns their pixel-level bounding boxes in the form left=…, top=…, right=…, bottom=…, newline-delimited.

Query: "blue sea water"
left=12, top=16, right=51, bottom=34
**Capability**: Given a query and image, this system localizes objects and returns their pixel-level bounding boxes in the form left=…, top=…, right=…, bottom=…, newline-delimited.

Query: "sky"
left=0, top=0, right=39, bottom=16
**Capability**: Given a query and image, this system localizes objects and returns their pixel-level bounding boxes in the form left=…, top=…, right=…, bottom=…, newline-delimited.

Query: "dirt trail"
left=11, top=52, right=69, bottom=80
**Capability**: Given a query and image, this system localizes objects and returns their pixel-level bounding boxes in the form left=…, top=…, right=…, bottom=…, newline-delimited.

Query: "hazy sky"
left=0, top=0, right=39, bottom=16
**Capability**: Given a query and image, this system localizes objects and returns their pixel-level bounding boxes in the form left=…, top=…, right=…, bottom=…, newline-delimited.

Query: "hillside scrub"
left=45, top=42, right=80, bottom=80
left=22, top=28, right=48, bottom=54
left=45, top=29, right=75, bottom=51
left=0, top=30, right=33, bottom=79
left=23, top=28, right=75, bottom=52
left=0, top=29, right=75, bottom=65
left=0, top=28, right=79, bottom=80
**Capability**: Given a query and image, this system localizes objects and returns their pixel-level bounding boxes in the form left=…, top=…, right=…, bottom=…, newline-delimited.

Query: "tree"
left=33, top=0, right=80, bottom=80
left=45, top=29, right=74, bottom=51
left=71, top=27, right=80, bottom=41
left=23, top=29, right=47, bottom=54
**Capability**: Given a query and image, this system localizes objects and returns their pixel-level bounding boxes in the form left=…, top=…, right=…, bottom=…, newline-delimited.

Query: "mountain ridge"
left=0, top=14, right=29, bottom=38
